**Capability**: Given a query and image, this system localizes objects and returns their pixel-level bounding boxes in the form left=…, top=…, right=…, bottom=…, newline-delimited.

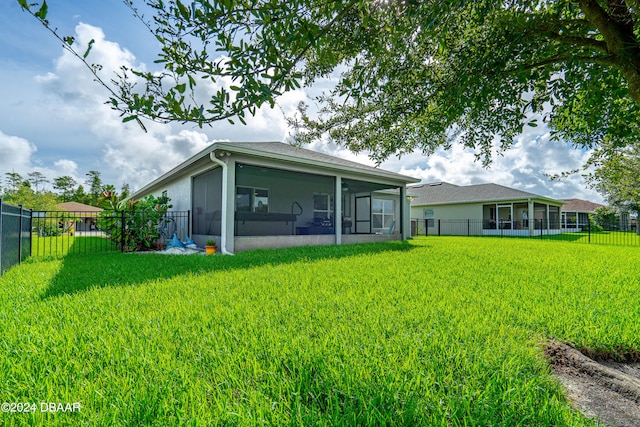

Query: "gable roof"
left=408, top=182, right=563, bottom=206
left=133, top=141, right=419, bottom=197
left=561, top=198, right=604, bottom=212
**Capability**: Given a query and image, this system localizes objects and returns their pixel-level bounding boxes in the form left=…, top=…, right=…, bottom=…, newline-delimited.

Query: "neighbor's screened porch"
left=561, top=211, right=590, bottom=231
left=482, top=202, right=561, bottom=234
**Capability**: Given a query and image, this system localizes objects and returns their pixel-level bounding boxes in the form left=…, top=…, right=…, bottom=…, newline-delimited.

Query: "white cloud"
left=0, top=130, right=86, bottom=191
left=0, top=131, right=37, bottom=175
left=383, top=128, right=602, bottom=202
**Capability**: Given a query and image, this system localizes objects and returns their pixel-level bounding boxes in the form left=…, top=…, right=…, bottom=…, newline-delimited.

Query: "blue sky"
left=0, top=0, right=602, bottom=202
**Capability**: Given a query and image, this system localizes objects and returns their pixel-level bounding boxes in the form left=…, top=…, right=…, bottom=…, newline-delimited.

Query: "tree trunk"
left=579, top=0, right=640, bottom=105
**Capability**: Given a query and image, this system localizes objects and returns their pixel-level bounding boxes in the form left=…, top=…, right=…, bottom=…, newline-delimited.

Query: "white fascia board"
left=213, top=142, right=420, bottom=185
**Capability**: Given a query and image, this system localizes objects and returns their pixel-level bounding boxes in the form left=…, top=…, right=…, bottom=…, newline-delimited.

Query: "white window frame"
left=372, top=198, right=395, bottom=232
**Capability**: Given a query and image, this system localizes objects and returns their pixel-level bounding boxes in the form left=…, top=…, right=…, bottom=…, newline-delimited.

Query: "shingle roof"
left=56, top=201, right=103, bottom=212
left=215, top=141, right=418, bottom=182
left=408, top=182, right=562, bottom=205
left=561, top=198, right=604, bottom=212
left=133, top=141, right=419, bottom=197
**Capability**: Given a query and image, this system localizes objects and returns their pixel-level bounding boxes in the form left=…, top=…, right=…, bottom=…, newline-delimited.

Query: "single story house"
left=560, top=198, right=603, bottom=232
left=131, top=141, right=420, bottom=253
left=561, top=198, right=635, bottom=232
left=409, top=182, right=565, bottom=236
left=57, top=201, right=103, bottom=233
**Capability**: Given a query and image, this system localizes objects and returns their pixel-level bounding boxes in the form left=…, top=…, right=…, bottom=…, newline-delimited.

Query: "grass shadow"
left=539, top=233, right=589, bottom=243
left=31, top=234, right=118, bottom=260
left=41, top=240, right=415, bottom=299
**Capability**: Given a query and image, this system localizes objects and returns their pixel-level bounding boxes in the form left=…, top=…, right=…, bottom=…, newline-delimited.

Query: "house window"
left=236, top=187, right=269, bottom=212
left=313, top=193, right=333, bottom=220
left=373, top=199, right=395, bottom=231
left=423, top=208, right=435, bottom=227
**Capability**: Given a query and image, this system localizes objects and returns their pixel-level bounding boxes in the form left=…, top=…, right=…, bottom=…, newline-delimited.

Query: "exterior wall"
left=234, top=235, right=335, bottom=252
left=411, top=203, right=483, bottom=236
left=141, top=163, right=218, bottom=212
left=146, top=173, right=192, bottom=211
left=233, top=233, right=402, bottom=253
left=411, top=203, right=483, bottom=221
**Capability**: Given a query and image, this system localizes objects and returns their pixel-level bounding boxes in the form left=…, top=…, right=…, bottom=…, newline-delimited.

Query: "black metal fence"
left=411, top=218, right=640, bottom=246
left=0, top=200, right=32, bottom=276
left=31, top=210, right=190, bottom=258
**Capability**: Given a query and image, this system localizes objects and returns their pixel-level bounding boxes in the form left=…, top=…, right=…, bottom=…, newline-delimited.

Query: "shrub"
left=33, top=212, right=79, bottom=237
left=97, top=191, right=172, bottom=251
left=592, top=206, right=619, bottom=230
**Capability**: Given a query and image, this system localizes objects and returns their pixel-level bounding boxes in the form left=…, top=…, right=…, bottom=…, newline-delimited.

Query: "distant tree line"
left=0, top=170, right=130, bottom=211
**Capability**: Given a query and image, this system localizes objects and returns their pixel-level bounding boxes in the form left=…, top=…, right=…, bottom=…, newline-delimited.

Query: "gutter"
left=209, top=151, right=234, bottom=255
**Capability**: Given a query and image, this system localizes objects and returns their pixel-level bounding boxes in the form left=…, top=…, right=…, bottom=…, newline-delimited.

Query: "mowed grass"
left=543, top=230, right=640, bottom=246
left=31, top=235, right=118, bottom=259
left=1, top=237, right=639, bottom=426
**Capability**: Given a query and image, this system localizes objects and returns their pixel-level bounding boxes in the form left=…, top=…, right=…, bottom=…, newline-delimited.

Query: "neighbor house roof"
left=56, top=201, right=103, bottom=212
left=408, top=182, right=563, bottom=206
left=561, top=198, right=604, bottom=212
left=133, top=141, right=419, bottom=197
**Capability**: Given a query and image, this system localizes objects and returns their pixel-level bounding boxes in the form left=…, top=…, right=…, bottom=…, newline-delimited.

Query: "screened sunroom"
left=141, top=141, right=418, bottom=253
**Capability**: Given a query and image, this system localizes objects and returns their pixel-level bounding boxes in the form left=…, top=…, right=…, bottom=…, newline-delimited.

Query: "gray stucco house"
left=131, top=141, right=420, bottom=253
left=409, top=182, right=565, bottom=236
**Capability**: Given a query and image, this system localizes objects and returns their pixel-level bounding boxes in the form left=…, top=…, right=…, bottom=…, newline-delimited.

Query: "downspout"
left=209, top=151, right=234, bottom=255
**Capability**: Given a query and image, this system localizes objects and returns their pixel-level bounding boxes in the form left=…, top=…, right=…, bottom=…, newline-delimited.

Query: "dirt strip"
left=546, top=341, right=640, bottom=427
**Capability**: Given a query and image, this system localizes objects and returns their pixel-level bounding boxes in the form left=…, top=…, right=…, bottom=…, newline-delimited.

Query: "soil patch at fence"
left=546, top=341, right=640, bottom=427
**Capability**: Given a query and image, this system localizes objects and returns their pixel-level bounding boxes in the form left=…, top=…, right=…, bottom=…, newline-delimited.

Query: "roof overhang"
left=132, top=142, right=419, bottom=198
left=411, top=197, right=566, bottom=207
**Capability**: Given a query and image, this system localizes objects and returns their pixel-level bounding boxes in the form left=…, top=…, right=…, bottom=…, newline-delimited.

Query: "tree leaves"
left=16, top=0, right=640, bottom=166
left=35, top=0, right=48, bottom=20
left=83, top=39, right=95, bottom=59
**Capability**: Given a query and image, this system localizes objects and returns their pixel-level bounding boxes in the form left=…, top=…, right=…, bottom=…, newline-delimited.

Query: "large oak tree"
left=18, top=0, right=640, bottom=164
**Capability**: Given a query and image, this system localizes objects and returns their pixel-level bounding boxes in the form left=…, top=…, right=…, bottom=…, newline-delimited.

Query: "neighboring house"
left=57, top=201, right=103, bottom=233
left=131, top=141, right=420, bottom=253
left=561, top=198, right=634, bottom=232
left=560, top=198, right=603, bottom=232
left=409, top=182, right=565, bottom=236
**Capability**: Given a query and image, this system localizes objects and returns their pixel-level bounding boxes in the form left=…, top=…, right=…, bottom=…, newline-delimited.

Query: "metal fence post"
left=17, top=205, right=23, bottom=265
left=588, top=216, right=591, bottom=243
left=187, top=209, right=191, bottom=237
left=0, top=200, right=3, bottom=277
left=28, top=209, right=33, bottom=258
left=120, top=210, right=126, bottom=252
left=438, top=219, right=441, bottom=236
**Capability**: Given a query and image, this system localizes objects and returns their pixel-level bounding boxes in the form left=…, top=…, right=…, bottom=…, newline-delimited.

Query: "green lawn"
left=1, top=237, right=639, bottom=426
left=543, top=230, right=640, bottom=246
left=31, top=234, right=118, bottom=259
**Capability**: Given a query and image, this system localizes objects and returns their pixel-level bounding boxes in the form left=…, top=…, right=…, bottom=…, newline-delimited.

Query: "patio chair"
left=387, top=219, right=396, bottom=234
